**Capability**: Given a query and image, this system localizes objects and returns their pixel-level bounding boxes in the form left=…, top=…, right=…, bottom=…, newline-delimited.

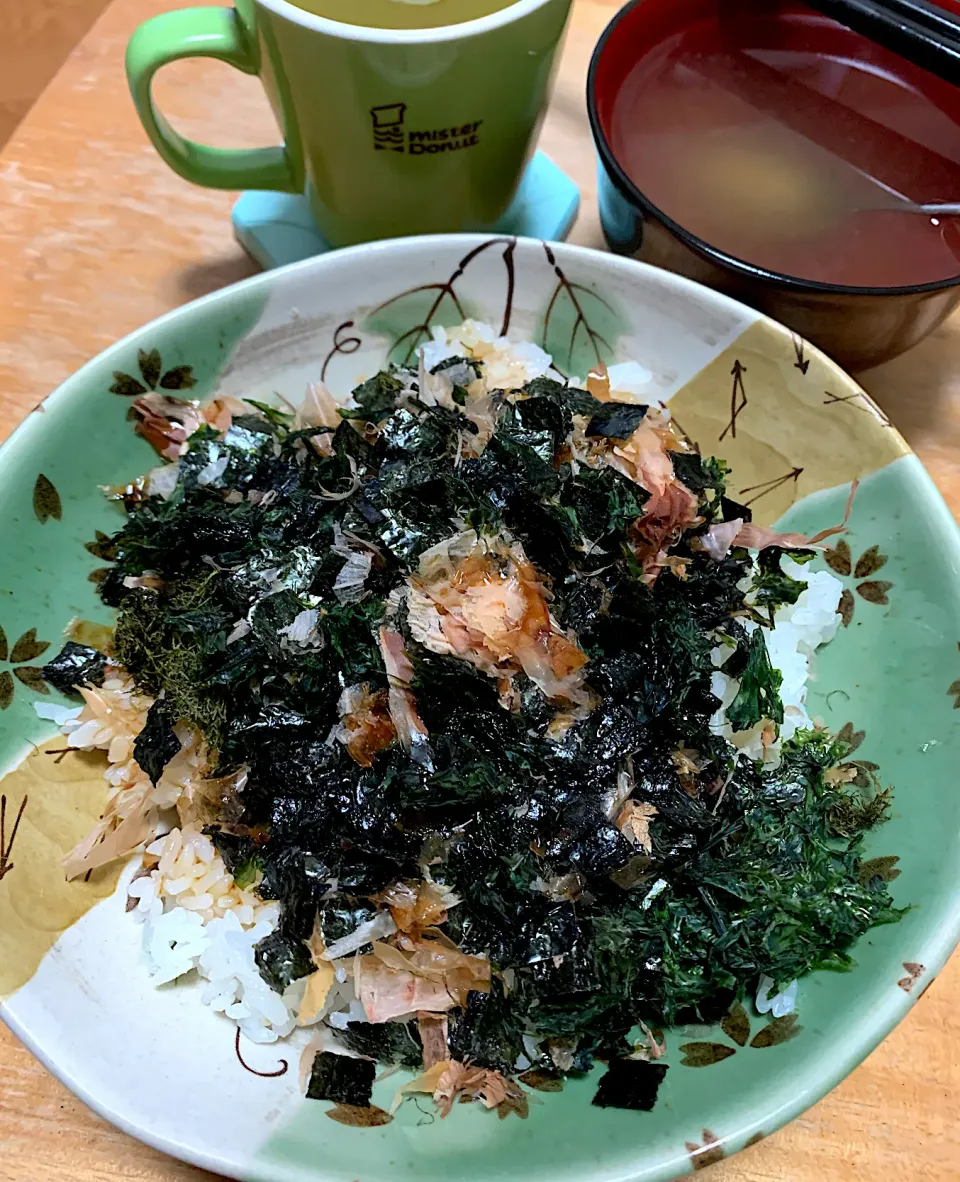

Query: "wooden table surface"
left=1, top=1, right=960, bottom=1178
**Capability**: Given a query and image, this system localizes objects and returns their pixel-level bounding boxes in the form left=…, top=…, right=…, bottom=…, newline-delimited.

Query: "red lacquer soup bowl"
left=588, top=0, right=960, bottom=370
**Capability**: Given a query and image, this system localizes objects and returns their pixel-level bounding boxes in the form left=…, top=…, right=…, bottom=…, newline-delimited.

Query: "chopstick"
left=879, top=0, right=960, bottom=42
left=802, top=0, right=960, bottom=85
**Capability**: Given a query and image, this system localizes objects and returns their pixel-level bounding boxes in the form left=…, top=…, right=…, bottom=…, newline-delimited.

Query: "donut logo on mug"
left=125, top=0, right=573, bottom=246
left=371, top=103, right=483, bottom=155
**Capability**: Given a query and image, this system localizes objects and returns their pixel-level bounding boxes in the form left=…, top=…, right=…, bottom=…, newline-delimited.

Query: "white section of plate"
left=2, top=862, right=306, bottom=1179
left=213, top=236, right=760, bottom=408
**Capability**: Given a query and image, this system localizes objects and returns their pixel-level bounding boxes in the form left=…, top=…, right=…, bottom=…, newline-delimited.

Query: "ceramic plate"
left=1, top=236, right=958, bottom=1182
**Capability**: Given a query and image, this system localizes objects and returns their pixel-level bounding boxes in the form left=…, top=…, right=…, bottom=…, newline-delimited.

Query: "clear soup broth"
left=608, top=7, right=960, bottom=287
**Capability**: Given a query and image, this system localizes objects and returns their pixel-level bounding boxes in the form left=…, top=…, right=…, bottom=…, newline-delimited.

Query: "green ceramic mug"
left=126, top=0, right=573, bottom=247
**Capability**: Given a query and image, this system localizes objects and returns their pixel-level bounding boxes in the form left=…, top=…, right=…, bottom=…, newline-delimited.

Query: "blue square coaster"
left=232, top=150, right=580, bottom=269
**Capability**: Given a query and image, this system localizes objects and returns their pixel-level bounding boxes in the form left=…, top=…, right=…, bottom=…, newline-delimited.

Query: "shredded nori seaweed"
left=41, top=641, right=107, bottom=695
left=91, top=357, right=902, bottom=1115
left=338, top=1020, right=423, bottom=1069
left=254, top=928, right=314, bottom=992
left=133, top=701, right=181, bottom=785
left=585, top=402, right=649, bottom=439
left=592, top=1059, right=668, bottom=1111
left=306, top=1052, right=376, bottom=1107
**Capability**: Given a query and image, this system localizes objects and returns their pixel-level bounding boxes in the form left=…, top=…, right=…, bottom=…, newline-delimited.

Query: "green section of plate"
left=0, top=286, right=267, bottom=754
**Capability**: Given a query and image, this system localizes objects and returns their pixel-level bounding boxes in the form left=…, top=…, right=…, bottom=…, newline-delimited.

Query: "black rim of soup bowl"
left=586, top=0, right=960, bottom=300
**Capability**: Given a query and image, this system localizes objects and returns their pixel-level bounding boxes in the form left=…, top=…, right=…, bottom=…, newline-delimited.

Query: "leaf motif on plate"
left=138, top=348, right=162, bottom=390
left=541, top=241, right=618, bottom=375
left=856, top=580, right=893, bottom=605
left=367, top=238, right=515, bottom=365
left=85, top=530, right=118, bottom=562
left=679, top=1042, right=737, bottom=1067
left=836, top=721, right=865, bottom=754
left=685, top=1130, right=725, bottom=1171
left=750, top=1013, right=802, bottom=1048
left=824, top=539, right=852, bottom=576
left=13, top=667, right=48, bottom=694
left=838, top=588, right=855, bottom=627
left=33, top=474, right=62, bottom=524
left=721, top=1002, right=751, bottom=1047
left=497, top=1091, right=530, bottom=1120
left=109, top=349, right=195, bottom=395
left=858, top=855, right=900, bottom=885
left=159, top=365, right=197, bottom=391
left=827, top=540, right=894, bottom=624
left=897, top=962, right=924, bottom=992
left=109, top=371, right=148, bottom=397
left=854, top=545, right=887, bottom=579
left=10, top=628, right=50, bottom=664
left=0, top=627, right=52, bottom=704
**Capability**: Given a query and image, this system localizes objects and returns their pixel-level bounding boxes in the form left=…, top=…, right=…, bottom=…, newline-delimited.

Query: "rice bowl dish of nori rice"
left=34, top=318, right=903, bottom=1123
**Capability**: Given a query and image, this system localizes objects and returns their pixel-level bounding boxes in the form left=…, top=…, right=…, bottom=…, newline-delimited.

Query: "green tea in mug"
left=290, top=0, right=512, bottom=29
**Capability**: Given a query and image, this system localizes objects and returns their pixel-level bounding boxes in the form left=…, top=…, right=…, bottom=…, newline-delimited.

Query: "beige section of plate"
left=0, top=743, right=122, bottom=999
left=667, top=318, right=911, bottom=525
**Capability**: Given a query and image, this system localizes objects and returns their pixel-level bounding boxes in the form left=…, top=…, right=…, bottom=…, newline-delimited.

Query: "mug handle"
left=126, top=7, right=298, bottom=193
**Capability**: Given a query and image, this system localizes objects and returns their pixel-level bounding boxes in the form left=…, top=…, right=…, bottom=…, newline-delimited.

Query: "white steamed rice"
left=711, top=557, right=842, bottom=764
